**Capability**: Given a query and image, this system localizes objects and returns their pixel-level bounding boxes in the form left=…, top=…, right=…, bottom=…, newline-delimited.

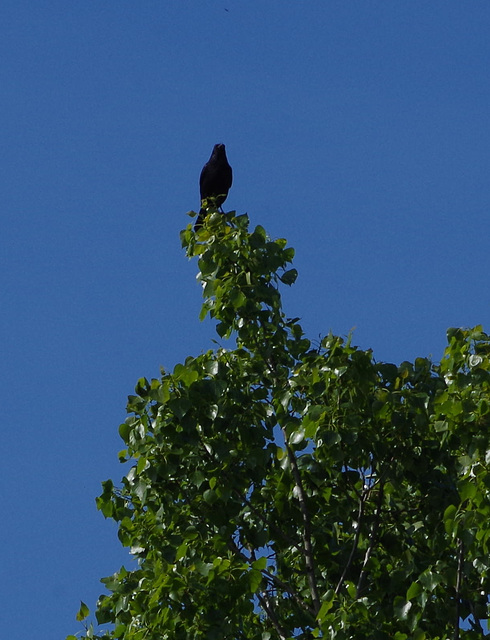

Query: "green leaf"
left=76, top=601, right=89, bottom=621
left=458, top=479, right=477, bottom=501
left=419, top=569, right=441, bottom=592
left=230, top=288, right=247, bottom=309
left=434, top=420, right=448, bottom=432
left=322, top=431, right=341, bottom=446
left=136, top=456, right=148, bottom=474
left=289, top=427, right=305, bottom=445
left=443, top=504, right=457, bottom=522
left=406, top=581, right=423, bottom=600
left=203, top=489, right=218, bottom=504
left=280, top=268, right=298, bottom=285
left=317, top=591, right=334, bottom=621
left=118, top=422, right=131, bottom=443
left=191, top=470, right=206, bottom=487
left=168, top=397, right=191, bottom=419
left=175, top=542, right=188, bottom=561
left=394, top=596, right=412, bottom=620
left=251, top=556, right=267, bottom=571
left=346, top=582, right=356, bottom=599
left=248, top=569, right=262, bottom=592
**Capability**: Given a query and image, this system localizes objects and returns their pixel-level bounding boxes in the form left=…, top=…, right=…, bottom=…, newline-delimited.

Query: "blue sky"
left=2, top=2, right=490, bottom=638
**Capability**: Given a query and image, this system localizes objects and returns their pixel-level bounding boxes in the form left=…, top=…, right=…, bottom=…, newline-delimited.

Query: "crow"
left=194, top=143, right=233, bottom=230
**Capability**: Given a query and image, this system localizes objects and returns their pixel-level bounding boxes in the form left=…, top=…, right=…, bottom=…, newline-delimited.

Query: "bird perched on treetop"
left=194, top=143, right=233, bottom=230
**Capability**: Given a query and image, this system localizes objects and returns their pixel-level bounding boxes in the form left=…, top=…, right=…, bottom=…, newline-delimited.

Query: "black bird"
left=194, top=143, right=233, bottom=230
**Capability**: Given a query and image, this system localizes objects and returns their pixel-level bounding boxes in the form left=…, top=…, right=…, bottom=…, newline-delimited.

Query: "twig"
left=356, top=480, right=384, bottom=597
left=454, top=538, right=464, bottom=640
left=257, top=591, right=288, bottom=640
left=281, top=430, right=321, bottom=614
left=261, top=566, right=315, bottom=617
left=227, top=538, right=314, bottom=617
left=335, top=486, right=368, bottom=595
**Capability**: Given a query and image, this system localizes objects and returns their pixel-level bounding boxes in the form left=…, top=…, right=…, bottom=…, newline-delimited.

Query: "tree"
left=69, top=209, right=490, bottom=640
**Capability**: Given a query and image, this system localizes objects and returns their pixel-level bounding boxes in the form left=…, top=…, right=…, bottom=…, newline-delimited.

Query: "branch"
left=335, top=485, right=368, bottom=595
left=257, top=591, right=288, bottom=640
left=356, top=480, right=384, bottom=597
left=227, top=538, right=315, bottom=618
left=454, top=538, right=464, bottom=640
left=281, top=429, right=321, bottom=614
left=198, top=416, right=316, bottom=617
left=262, top=566, right=316, bottom=617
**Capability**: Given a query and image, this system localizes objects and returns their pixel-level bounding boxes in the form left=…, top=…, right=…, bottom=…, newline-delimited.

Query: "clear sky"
left=2, top=2, right=490, bottom=638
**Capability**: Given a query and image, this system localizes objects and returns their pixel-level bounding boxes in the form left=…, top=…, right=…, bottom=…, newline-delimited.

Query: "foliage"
left=71, top=209, right=490, bottom=639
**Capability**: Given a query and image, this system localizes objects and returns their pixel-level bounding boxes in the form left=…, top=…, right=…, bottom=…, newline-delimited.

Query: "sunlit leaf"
left=76, top=601, right=89, bottom=622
